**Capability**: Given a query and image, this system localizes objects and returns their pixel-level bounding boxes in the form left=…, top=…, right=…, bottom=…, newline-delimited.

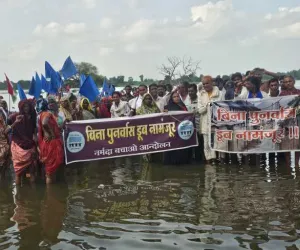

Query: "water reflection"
left=0, top=159, right=300, bottom=249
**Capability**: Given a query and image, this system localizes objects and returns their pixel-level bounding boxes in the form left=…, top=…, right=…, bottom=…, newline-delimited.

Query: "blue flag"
left=101, top=79, right=110, bottom=96
left=17, top=83, right=27, bottom=100
left=108, top=84, right=115, bottom=96
left=28, top=76, right=42, bottom=98
left=41, top=74, right=50, bottom=92
left=80, top=74, right=87, bottom=87
left=79, top=76, right=100, bottom=102
left=45, top=61, right=56, bottom=79
left=49, top=72, right=60, bottom=94
left=61, top=56, right=78, bottom=80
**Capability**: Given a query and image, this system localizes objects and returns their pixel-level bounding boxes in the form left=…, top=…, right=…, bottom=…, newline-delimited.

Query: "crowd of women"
left=0, top=67, right=298, bottom=185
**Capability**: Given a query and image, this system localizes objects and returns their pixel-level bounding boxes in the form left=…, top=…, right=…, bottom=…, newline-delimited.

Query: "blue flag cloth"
left=49, top=72, right=60, bottom=94
left=80, top=74, right=87, bottom=87
left=45, top=61, right=56, bottom=79
left=101, top=79, right=110, bottom=96
left=79, top=76, right=100, bottom=102
left=41, top=74, right=50, bottom=92
left=108, top=84, right=115, bottom=96
left=61, top=56, right=78, bottom=80
left=17, top=83, right=27, bottom=100
left=28, top=76, right=42, bottom=99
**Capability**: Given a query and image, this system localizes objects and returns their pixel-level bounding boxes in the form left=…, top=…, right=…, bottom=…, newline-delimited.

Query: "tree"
left=117, top=75, right=125, bottom=83
left=158, top=56, right=201, bottom=81
left=179, top=56, right=201, bottom=80
left=75, top=62, right=98, bottom=75
left=139, top=75, right=144, bottom=82
left=158, top=56, right=181, bottom=80
left=128, top=77, right=134, bottom=83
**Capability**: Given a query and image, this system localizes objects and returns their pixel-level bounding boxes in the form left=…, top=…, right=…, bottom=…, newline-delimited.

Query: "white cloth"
left=181, top=95, right=191, bottom=107
left=153, top=96, right=165, bottom=112
left=198, top=86, right=224, bottom=134
left=236, top=87, right=268, bottom=100
left=186, top=97, right=200, bottom=133
left=128, top=95, right=143, bottom=110
left=203, top=134, right=216, bottom=160
left=110, top=100, right=130, bottom=118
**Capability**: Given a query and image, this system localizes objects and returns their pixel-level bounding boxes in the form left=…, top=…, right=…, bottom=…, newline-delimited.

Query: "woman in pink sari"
left=8, top=100, right=37, bottom=185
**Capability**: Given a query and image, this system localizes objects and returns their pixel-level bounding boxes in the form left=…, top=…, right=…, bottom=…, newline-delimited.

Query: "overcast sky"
left=1, top=0, right=300, bottom=81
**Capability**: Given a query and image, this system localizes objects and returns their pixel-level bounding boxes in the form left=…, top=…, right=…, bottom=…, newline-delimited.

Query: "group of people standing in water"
left=0, top=67, right=298, bottom=185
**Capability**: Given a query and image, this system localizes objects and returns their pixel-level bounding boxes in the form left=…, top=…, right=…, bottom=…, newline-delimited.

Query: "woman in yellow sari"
left=80, top=98, right=95, bottom=120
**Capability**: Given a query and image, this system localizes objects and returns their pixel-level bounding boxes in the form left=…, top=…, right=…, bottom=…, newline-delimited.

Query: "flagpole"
left=8, top=94, right=11, bottom=116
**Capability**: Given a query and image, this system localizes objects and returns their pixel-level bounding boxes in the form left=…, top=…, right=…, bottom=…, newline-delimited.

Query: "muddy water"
left=1, top=157, right=300, bottom=249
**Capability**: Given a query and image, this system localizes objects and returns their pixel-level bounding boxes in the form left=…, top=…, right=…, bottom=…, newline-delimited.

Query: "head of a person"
left=112, top=91, right=121, bottom=104
left=269, top=78, right=279, bottom=93
left=149, top=83, right=158, bottom=98
left=282, top=75, right=295, bottom=91
left=157, top=84, right=166, bottom=97
left=19, top=99, right=33, bottom=115
left=69, top=93, right=77, bottom=109
left=125, top=85, right=132, bottom=95
left=81, top=98, right=90, bottom=111
left=252, top=68, right=263, bottom=80
left=143, top=93, right=154, bottom=107
left=0, top=96, right=3, bottom=100
left=245, top=76, right=261, bottom=93
left=224, top=80, right=235, bottom=91
left=202, top=75, right=214, bottom=93
left=231, top=72, right=243, bottom=84
left=166, top=84, right=173, bottom=93
left=48, top=96, right=58, bottom=111
left=138, top=84, right=148, bottom=97
left=0, top=100, right=8, bottom=110
left=215, top=77, right=224, bottom=90
left=178, top=81, right=189, bottom=95
left=188, top=84, right=197, bottom=99
left=60, top=96, right=71, bottom=109
left=171, top=92, right=181, bottom=104
left=36, top=99, right=48, bottom=113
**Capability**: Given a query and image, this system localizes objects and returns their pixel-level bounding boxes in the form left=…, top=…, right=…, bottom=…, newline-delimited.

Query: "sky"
left=1, top=0, right=300, bottom=81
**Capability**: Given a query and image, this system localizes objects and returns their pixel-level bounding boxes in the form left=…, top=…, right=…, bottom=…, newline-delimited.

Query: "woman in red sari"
left=8, top=99, right=37, bottom=185
left=37, top=99, right=64, bottom=184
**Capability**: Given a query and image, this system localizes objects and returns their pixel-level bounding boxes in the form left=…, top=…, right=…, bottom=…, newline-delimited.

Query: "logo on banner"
left=67, top=132, right=85, bottom=153
left=178, top=120, right=194, bottom=140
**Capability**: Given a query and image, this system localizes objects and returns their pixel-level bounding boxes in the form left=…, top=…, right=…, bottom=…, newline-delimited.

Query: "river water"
left=1, top=157, right=300, bottom=249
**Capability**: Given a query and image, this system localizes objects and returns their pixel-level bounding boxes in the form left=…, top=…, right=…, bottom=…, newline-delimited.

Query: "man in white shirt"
left=149, top=83, right=164, bottom=112
left=128, top=84, right=148, bottom=116
left=178, top=81, right=190, bottom=106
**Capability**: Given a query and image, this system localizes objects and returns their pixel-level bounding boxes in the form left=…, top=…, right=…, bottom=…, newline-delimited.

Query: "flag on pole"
left=41, top=74, right=50, bottom=92
left=49, top=72, right=60, bottom=94
left=108, top=84, right=115, bottom=96
left=28, top=76, right=42, bottom=98
left=80, top=74, right=87, bottom=87
left=61, top=56, right=78, bottom=79
left=79, top=76, right=100, bottom=102
left=45, top=61, right=56, bottom=79
left=17, top=83, right=27, bottom=100
left=101, top=79, right=110, bottom=96
left=4, top=74, right=14, bottom=96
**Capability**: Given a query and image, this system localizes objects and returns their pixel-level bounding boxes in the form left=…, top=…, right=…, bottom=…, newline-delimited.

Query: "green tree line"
left=0, top=62, right=299, bottom=91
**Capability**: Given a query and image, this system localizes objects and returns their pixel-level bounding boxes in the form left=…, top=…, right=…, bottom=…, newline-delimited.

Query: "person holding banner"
left=198, top=75, right=224, bottom=164
left=0, top=108, right=9, bottom=179
left=237, top=76, right=268, bottom=99
left=80, top=98, right=95, bottom=120
left=136, top=93, right=160, bottom=115
left=163, top=91, right=191, bottom=165
left=37, top=99, right=64, bottom=184
left=8, top=100, right=37, bottom=185
left=110, top=92, right=130, bottom=118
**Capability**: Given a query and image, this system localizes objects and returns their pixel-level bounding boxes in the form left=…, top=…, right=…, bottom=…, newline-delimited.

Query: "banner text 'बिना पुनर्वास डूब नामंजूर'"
left=210, top=95, right=300, bottom=154
left=63, top=111, right=198, bottom=164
